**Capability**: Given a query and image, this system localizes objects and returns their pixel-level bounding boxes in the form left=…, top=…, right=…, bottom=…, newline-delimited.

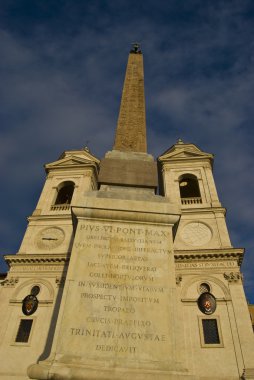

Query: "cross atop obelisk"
left=113, top=43, right=147, bottom=153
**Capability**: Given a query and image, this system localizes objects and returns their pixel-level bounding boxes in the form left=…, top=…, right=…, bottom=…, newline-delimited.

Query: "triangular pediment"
left=158, top=142, right=213, bottom=162
left=59, top=149, right=100, bottom=163
left=45, top=149, right=100, bottom=171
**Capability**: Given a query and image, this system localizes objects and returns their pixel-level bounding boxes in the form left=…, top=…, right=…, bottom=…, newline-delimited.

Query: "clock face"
left=36, top=227, right=65, bottom=249
left=181, top=222, right=212, bottom=246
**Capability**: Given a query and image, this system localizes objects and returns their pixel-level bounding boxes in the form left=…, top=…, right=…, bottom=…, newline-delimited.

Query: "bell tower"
left=159, top=139, right=254, bottom=379
left=158, top=138, right=231, bottom=249
left=18, top=148, right=99, bottom=256
left=0, top=147, right=99, bottom=379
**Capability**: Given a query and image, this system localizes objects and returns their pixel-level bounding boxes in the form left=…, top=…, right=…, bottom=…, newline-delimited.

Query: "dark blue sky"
left=1, top=0, right=254, bottom=301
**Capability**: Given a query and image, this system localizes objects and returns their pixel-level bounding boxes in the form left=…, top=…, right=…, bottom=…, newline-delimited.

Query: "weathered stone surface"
left=28, top=194, right=187, bottom=379
left=99, top=157, right=158, bottom=188
left=113, top=52, right=147, bottom=153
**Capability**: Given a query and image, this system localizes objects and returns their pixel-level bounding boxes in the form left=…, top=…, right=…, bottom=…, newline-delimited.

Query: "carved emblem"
left=0, top=277, right=19, bottom=287
left=176, top=275, right=182, bottom=285
left=55, top=276, right=66, bottom=287
left=224, top=272, right=242, bottom=282
left=198, top=292, right=216, bottom=315
left=22, top=295, right=38, bottom=316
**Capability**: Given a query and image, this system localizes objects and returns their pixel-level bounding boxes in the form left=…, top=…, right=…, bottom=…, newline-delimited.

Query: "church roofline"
left=44, top=149, right=100, bottom=172
left=159, top=140, right=213, bottom=158
left=158, top=140, right=214, bottom=164
left=58, top=147, right=98, bottom=159
left=58, top=148, right=100, bottom=162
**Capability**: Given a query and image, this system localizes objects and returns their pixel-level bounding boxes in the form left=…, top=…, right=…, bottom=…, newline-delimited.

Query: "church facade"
left=1, top=45, right=254, bottom=380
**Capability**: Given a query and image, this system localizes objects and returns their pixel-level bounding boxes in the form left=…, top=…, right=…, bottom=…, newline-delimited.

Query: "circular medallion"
left=22, top=295, right=38, bottom=316
left=36, top=227, right=65, bottom=249
left=198, top=292, right=216, bottom=315
left=181, top=222, right=212, bottom=246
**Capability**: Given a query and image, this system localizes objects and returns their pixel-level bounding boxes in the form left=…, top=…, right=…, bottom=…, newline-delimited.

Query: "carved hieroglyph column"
left=98, top=44, right=157, bottom=190
left=113, top=45, right=147, bottom=153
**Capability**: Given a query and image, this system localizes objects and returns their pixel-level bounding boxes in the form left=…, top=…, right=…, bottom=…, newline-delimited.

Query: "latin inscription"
left=96, top=345, right=136, bottom=353
left=81, top=293, right=159, bottom=304
left=70, top=328, right=166, bottom=341
left=79, top=224, right=170, bottom=238
left=12, top=265, right=64, bottom=272
left=60, top=221, right=172, bottom=360
left=176, top=261, right=237, bottom=269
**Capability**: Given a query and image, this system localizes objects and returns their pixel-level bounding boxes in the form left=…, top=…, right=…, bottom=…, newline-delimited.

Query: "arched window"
left=199, top=283, right=211, bottom=294
left=54, top=181, right=75, bottom=206
left=55, top=181, right=74, bottom=205
left=179, top=174, right=202, bottom=205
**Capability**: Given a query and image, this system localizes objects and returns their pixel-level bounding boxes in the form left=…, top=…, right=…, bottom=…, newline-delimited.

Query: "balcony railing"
left=50, top=204, right=71, bottom=211
left=181, top=197, right=202, bottom=205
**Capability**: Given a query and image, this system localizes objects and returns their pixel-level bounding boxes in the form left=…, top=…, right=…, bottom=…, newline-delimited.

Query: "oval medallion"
left=198, top=292, right=216, bottom=315
left=22, top=295, right=38, bottom=316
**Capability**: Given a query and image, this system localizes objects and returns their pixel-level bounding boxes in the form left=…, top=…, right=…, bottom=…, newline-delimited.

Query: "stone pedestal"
left=28, top=192, right=191, bottom=379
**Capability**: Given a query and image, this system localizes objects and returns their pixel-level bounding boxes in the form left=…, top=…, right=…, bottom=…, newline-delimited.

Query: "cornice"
left=180, top=207, right=226, bottom=215
left=174, top=248, right=244, bottom=265
left=27, top=214, right=73, bottom=222
left=46, top=167, right=98, bottom=178
left=159, top=157, right=213, bottom=165
left=9, top=299, right=54, bottom=305
left=72, top=204, right=180, bottom=225
left=45, top=164, right=99, bottom=175
left=4, top=254, right=69, bottom=266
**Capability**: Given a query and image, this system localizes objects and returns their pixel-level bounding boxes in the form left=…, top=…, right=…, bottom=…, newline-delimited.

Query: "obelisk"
left=114, top=43, right=147, bottom=153
left=98, top=43, right=157, bottom=190
left=28, top=45, right=187, bottom=380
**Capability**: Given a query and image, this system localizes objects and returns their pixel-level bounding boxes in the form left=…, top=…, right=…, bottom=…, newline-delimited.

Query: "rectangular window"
left=202, top=319, right=220, bottom=344
left=15, top=319, right=33, bottom=343
left=198, top=316, right=223, bottom=348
